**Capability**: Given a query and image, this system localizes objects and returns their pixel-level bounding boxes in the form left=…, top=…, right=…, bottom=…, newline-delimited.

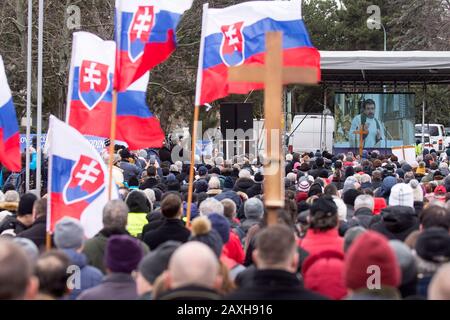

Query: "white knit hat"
left=389, top=183, right=414, bottom=208
left=409, top=180, right=424, bottom=202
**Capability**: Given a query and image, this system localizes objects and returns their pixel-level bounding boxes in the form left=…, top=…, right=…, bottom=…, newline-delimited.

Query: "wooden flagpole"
left=108, top=90, right=118, bottom=200
left=186, top=3, right=208, bottom=228
left=45, top=232, right=52, bottom=251
left=185, top=105, right=200, bottom=228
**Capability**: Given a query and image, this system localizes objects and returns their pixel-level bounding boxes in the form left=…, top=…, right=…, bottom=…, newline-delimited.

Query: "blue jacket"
left=63, top=249, right=103, bottom=300
left=119, top=161, right=142, bottom=183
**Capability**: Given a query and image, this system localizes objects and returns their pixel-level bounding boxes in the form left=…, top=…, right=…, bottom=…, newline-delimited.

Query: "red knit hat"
left=344, top=231, right=401, bottom=291
left=373, top=197, right=387, bottom=215
left=302, top=250, right=347, bottom=300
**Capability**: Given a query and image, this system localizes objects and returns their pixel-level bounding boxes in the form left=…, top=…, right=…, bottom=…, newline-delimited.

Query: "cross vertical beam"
left=228, top=32, right=319, bottom=225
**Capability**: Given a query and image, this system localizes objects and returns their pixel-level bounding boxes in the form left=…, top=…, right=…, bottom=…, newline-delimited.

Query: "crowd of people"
left=1, top=145, right=450, bottom=300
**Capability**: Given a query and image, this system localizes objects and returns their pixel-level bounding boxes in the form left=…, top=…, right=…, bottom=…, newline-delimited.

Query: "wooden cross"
left=353, top=126, right=368, bottom=158
left=228, top=32, right=319, bottom=225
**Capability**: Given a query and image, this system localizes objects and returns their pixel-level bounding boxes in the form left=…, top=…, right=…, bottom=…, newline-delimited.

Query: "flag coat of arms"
left=66, top=32, right=116, bottom=138
left=115, top=0, right=193, bottom=91
left=47, top=116, right=118, bottom=238
left=195, top=0, right=321, bottom=106
left=0, top=55, right=21, bottom=172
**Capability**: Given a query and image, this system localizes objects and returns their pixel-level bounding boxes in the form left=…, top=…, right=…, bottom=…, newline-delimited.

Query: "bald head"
left=168, top=242, right=219, bottom=289
left=428, top=263, right=450, bottom=300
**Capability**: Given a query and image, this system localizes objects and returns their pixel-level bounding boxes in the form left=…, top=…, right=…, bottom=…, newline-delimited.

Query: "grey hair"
left=354, top=194, right=374, bottom=211
left=102, top=200, right=129, bottom=229
left=199, top=198, right=224, bottom=216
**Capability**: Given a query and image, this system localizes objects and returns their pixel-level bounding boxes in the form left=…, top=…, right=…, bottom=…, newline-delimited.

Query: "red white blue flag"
left=66, top=32, right=165, bottom=150
left=115, top=0, right=193, bottom=91
left=195, top=0, right=321, bottom=106
left=66, top=32, right=116, bottom=139
left=0, top=55, right=21, bottom=172
left=116, top=72, right=165, bottom=149
left=47, top=116, right=118, bottom=237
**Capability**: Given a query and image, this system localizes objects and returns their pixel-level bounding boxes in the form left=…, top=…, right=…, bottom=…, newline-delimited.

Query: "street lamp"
left=367, top=18, right=387, bottom=51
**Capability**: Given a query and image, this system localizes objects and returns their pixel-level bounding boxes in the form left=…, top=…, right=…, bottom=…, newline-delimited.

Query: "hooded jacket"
left=63, top=249, right=103, bottom=300
left=125, top=191, right=151, bottom=238
left=233, top=178, right=255, bottom=196
left=375, top=176, right=397, bottom=200
left=369, top=206, right=419, bottom=241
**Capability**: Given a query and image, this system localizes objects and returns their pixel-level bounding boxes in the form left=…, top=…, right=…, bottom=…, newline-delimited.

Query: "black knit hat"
left=415, top=227, right=450, bottom=263
left=17, top=193, right=38, bottom=216
left=138, top=241, right=181, bottom=284
left=310, top=195, right=337, bottom=217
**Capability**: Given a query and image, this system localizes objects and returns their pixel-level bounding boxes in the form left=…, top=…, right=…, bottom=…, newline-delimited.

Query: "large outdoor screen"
left=334, top=93, right=416, bottom=149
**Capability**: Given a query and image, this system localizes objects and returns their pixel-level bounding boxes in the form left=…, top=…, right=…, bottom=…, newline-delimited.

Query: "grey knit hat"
left=54, top=217, right=84, bottom=249
left=244, top=198, right=264, bottom=220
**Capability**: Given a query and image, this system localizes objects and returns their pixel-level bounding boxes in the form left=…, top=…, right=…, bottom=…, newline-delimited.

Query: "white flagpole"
left=25, top=0, right=32, bottom=192
left=36, top=0, right=44, bottom=197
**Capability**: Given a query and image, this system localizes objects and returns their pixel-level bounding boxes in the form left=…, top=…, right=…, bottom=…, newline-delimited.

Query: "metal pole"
left=25, top=0, right=32, bottom=192
left=422, top=84, right=426, bottom=145
left=323, top=88, right=327, bottom=151
left=381, top=23, right=387, bottom=51
left=36, top=0, right=44, bottom=197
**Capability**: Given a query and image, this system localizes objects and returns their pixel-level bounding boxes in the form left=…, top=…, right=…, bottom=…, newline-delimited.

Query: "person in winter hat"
left=409, top=180, right=424, bottom=203
left=209, top=213, right=245, bottom=267
left=414, top=227, right=450, bottom=298
left=343, top=176, right=359, bottom=194
left=125, top=190, right=151, bottom=237
left=389, top=240, right=418, bottom=298
left=389, top=183, right=414, bottom=208
left=0, top=190, right=19, bottom=218
left=302, top=250, right=347, bottom=300
left=375, top=176, right=397, bottom=200
left=189, top=216, right=224, bottom=258
left=136, top=241, right=182, bottom=300
left=54, top=217, right=103, bottom=300
left=370, top=203, right=419, bottom=242
left=343, top=226, right=366, bottom=253
left=345, top=231, right=401, bottom=300
left=0, top=193, right=37, bottom=236
left=242, top=198, right=264, bottom=233
left=299, top=195, right=344, bottom=256
left=78, top=235, right=144, bottom=300
left=433, top=185, right=447, bottom=203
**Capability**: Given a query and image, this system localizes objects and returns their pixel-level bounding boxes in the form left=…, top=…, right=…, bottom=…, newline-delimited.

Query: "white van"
left=288, top=114, right=335, bottom=154
left=415, top=124, right=446, bottom=152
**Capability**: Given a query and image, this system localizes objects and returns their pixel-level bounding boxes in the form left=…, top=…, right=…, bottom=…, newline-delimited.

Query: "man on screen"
left=349, top=99, right=386, bottom=148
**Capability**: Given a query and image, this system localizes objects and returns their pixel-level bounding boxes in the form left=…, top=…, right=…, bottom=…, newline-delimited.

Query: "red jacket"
left=299, top=228, right=344, bottom=256
left=223, top=231, right=245, bottom=264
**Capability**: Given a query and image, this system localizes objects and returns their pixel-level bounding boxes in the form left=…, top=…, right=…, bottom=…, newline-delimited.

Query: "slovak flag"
left=116, top=73, right=165, bottom=149
left=195, top=0, right=321, bottom=106
left=66, top=32, right=116, bottom=139
left=0, top=55, right=21, bottom=172
left=47, top=116, right=119, bottom=238
left=115, top=0, right=193, bottom=92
